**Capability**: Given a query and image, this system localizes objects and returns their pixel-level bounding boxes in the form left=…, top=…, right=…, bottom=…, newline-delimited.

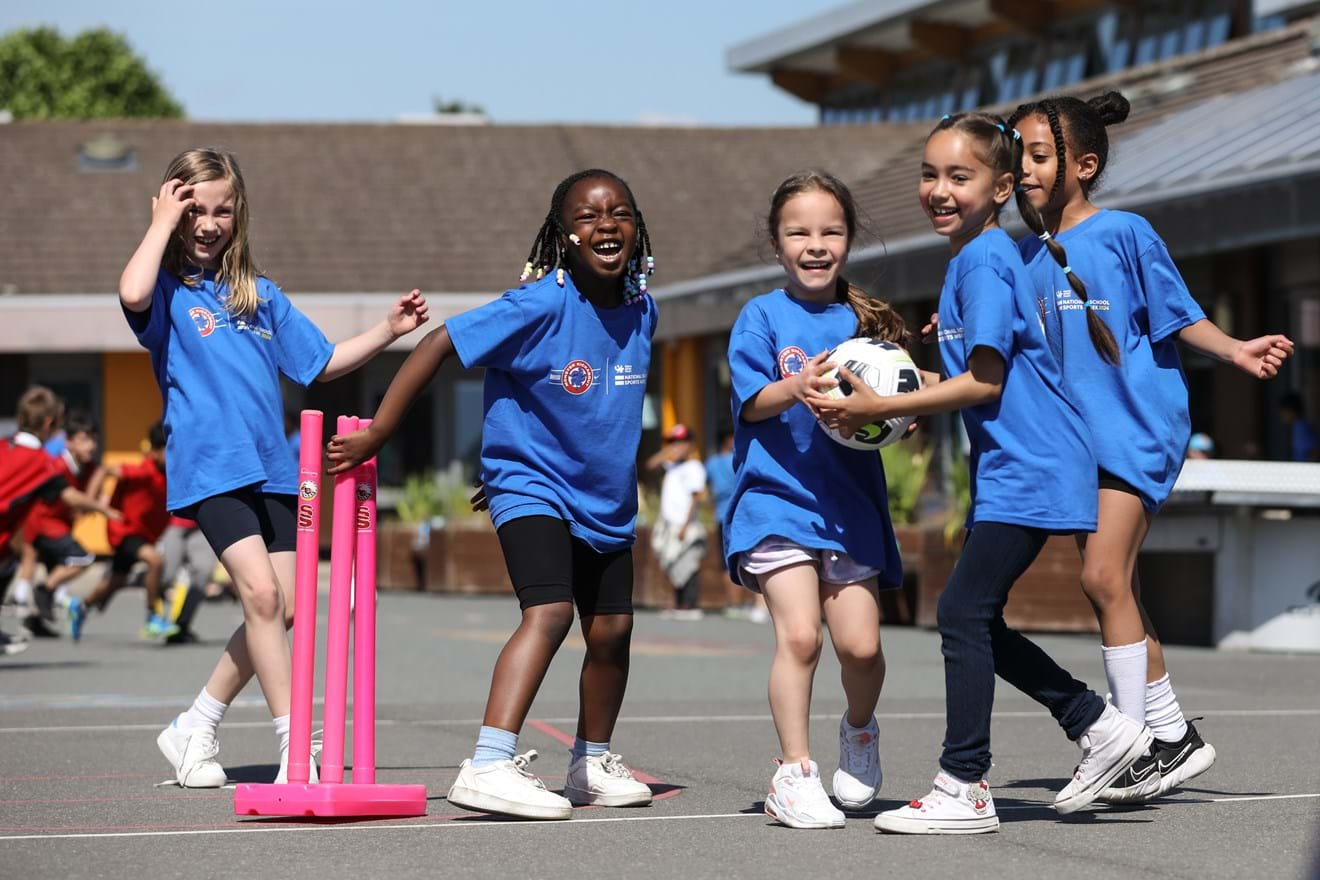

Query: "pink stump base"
left=234, top=782, right=428, bottom=818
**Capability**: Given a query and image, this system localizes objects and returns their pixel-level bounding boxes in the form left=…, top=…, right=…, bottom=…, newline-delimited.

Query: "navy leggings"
left=938, top=521, right=1105, bottom=781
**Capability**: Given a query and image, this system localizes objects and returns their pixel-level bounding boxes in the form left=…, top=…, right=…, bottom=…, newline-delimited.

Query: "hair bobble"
left=1011, top=128, right=1021, bottom=140
left=1062, top=265, right=1073, bottom=274
left=995, top=122, right=1005, bottom=132
left=941, top=114, right=951, bottom=122
left=1038, top=231, right=1052, bottom=242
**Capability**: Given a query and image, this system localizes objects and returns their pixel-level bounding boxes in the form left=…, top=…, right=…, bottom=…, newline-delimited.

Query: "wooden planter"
left=427, top=522, right=511, bottom=596
left=376, top=523, right=422, bottom=592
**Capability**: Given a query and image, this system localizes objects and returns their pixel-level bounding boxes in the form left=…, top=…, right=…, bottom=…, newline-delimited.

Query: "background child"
left=84, top=422, right=172, bottom=639
left=118, top=147, right=428, bottom=787
left=815, top=114, right=1149, bottom=833
left=725, top=170, right=904, bottom=829
left=1010, top=92, right=1291, bottom=801
left=329, top=168, right=658, bottom=821
left=647, top=423, right=708, bottom=620
left=156, top=514, right=221, bottom=645
left=19, top=411, right=107, bottom=641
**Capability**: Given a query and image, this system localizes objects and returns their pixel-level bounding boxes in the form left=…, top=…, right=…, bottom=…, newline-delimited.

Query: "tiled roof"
left=0, top=119, right=926, bottom=295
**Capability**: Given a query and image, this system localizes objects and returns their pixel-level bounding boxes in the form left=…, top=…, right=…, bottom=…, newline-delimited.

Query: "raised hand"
left=150, top=179, right=195, bottom=231
left=1232, top=334, right=1293, bottom=379
left=387, top=289, right=430, bottom=338
left=326, top=426, right=383, bottom=475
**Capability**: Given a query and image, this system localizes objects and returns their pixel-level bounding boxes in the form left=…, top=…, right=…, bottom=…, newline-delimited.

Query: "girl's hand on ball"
left=788, top=350, right=837, bottom=404
left=326, top=427, right=381, bottom=474
left=813, top=366, right=886, bottom=437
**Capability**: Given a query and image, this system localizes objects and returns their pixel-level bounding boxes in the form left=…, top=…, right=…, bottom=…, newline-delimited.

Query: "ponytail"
left=1005, top=98, right=1122, bottom=365
left=837, top=277, right=907, bottom=344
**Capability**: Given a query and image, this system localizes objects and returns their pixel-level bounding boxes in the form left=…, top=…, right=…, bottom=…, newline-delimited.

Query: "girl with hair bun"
left=1009, top=91, right=1293, bottom=803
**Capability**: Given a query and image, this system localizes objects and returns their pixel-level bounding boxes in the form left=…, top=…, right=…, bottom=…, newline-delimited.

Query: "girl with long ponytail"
left=1009, top=91, right=1293, bottom=804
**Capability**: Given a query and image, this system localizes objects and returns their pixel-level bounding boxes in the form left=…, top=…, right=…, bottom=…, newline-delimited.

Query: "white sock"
left=843, top=715, right=877, bottom=736
left=274, top=714, right=291, bottom=754
left=176, top=687, right=228, bottom=733
left=54, top=586, right=72, bottom=608
left=1145, top=674, right=1188, bottom=743
left=11, top=578, right=33, bottom=605
left=1101, top=640, right=1148, bottom=722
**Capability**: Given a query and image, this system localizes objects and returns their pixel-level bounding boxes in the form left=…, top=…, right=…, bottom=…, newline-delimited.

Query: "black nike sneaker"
left=1097, top=720, right=1216, bottom=804
left=23, top=613, right=61, bottom=639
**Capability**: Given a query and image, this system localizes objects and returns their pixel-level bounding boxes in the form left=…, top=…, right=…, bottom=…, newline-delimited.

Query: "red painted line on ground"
left=527, top=719, right=678, bottom=799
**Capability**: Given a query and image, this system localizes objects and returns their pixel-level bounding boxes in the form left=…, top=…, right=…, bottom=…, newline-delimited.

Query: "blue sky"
left=3, top=0, right=843, bottom=125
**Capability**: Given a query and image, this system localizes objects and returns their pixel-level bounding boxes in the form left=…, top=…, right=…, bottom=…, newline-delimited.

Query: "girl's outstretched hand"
left=387, top=289, right=430, bottom=338
left=326, top=426, right=382, bottom=475
left=1233, top=334, right=1293, bottom=379
left=808, top=365, right=887, bottom=438
left=151, top=179, right=195, bottom=230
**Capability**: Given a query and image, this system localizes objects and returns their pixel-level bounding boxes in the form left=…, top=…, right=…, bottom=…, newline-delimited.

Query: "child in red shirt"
left=2, top=389, right=116, bottom=652
left=17, top=412, right=109, bottom=641
left=86, top=422, right=173, bottom=639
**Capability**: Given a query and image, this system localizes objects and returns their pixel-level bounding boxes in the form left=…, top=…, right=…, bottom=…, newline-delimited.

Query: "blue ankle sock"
left=570, top=737, right=609, bottom=762
left=471, top=725, right=518, bottom=768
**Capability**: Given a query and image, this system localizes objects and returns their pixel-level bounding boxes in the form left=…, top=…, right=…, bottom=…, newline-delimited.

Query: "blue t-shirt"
left=445, top=274, right=657, bottom=552
left=938, top=229, right=1096, bottom=532
left=704, top=451, right=735, bottom=525
left=1293, top=419, right=1319, bottom=462
left=724, top=289, right=902, bottom=587
left=124, top=268, right=334, bottom=511
left=1019, top=210, right=1205, bottom=509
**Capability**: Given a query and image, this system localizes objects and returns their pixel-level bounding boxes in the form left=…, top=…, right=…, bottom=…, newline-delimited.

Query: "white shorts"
left=737, top=536, right=882, bottom=591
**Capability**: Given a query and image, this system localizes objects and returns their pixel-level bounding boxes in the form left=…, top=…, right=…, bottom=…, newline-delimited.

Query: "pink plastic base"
left=234, top=782, right=428, bottom=818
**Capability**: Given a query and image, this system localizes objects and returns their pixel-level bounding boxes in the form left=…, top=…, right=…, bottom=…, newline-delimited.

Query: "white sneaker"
left=446, top=750, right=572, bottom=820
left=765, top=759, right=846, bottom=829
left=157, top=722, right=227, bottom=788
left=1055, top=702, right=1153, bottom=814
left=274, top=736, right=322, bottom=784
left=833, top=717, right=882, bottom=809
left=874, top=771, right=998, bottom=834
left=564, top=752, right=653, bottom=807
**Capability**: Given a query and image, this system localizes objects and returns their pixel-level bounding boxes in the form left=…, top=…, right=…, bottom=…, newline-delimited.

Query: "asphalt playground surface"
left=2, top=588, right=1318, bottom=880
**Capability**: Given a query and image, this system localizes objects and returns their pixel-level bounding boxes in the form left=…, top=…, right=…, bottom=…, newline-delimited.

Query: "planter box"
left=430, top=522, right=511, bottom=596
left=377, top=523, right=422, bottom=592
left=914, top=529, right=1098, bottom=634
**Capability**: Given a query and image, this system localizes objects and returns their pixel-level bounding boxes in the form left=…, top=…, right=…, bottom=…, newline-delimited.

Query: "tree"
left=432, top=96, right=485, bottom=115
left=0, top=27, right=183, bottom=119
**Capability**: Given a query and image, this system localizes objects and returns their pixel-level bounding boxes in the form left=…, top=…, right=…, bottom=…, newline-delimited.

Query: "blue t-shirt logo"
left=555, top=359, right=596, bottom=395
left=189, top=306, right=217, bottom=337
left=777, top=345, right=808, bottom=377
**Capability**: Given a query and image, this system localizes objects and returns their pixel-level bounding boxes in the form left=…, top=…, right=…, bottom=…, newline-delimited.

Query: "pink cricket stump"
left=234, top=412, right=427, bottom=818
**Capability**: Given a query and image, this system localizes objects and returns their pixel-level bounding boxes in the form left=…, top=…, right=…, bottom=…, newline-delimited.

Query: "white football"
left=817, top=338, right=922, bottom=451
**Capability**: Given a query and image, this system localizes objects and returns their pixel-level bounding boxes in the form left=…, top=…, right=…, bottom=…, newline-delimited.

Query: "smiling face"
left=179, top=177, right=236, bottom=269
left=919, top=129, right=1014, bottom=252
left=559, top=177, right=638, bottom=285
left=1017, top=112, right=1097, bottom=219
left=774, top=189, right=850, bottom=301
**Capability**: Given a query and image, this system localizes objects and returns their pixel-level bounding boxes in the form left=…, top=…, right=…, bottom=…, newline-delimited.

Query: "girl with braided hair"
left=1010, top=92, right=1292, bottom=803
left=817, top=113, right=1151, bottom=833
left=329, top=169, right=657, bottom=820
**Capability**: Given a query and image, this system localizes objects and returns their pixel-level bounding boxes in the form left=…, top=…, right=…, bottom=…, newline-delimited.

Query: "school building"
left=2, top=0, right=1319, bottom=482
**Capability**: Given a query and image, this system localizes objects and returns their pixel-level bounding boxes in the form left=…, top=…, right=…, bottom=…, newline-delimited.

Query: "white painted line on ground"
left=3, top=708, right=1318, bottom=734
left=1, top=793, right=1317, bottom=842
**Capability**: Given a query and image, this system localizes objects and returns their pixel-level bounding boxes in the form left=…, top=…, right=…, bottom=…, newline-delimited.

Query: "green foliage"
left=432, top=96, right=484, bottom=115
left=880, top=442, right=931, bottom=526
left=944, top=451, right=972, bottom=545
left=0, top=27, right=183, bottom=119
left=395, top=471, right=481, bottom=526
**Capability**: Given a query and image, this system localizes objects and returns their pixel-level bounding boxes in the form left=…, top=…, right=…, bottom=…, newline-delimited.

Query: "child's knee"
left=778, top=623, right=822, bottom=665
left=523, top=602, right=575, bottom=640
left=836, top=636, right=883, bottom=671
left=238, top=579, right=283, bottom=621
left=585, top=615, right=633, bottom=655
left=1079, top=560, right=1132, bottom=608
